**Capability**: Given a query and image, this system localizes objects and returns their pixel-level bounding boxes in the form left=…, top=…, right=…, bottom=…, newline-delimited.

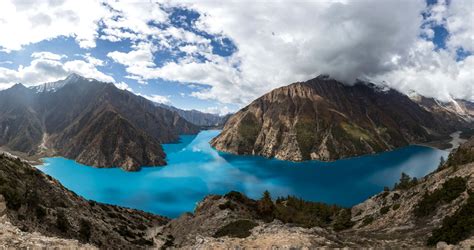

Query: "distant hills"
left=212, top=75, right=473, bottom=161
left=156, top=103, right=230, bottom=127
left=0, top=74, right=199, bottom=171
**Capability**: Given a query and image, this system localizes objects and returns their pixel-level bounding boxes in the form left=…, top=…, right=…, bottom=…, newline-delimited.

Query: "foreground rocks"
left=0, top=153, right=168, bottom=248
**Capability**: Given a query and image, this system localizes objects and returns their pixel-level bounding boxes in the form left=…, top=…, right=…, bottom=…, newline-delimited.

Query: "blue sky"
left=0, top=0, right=472, bottom=113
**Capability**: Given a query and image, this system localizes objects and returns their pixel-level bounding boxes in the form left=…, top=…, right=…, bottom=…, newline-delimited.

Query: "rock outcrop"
left=0, top=153, right=168, bottom=248
left=212, top=75, right=469, bottom=161
left=0, top=74, right=199, bottom=171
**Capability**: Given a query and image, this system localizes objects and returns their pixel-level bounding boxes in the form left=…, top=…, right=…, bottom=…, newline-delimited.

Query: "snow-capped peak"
left=31, top=73, right=87, bottom=93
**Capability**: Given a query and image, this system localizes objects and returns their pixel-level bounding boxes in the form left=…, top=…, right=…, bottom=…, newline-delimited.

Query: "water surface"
left=37, top=130, right=448, bottom=218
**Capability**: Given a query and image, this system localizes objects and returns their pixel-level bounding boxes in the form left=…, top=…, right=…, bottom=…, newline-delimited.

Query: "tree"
left=438, top=156, right=446, bottom=169
left=394, top=172, right=418, bottom=190
left=257, top=190, right=275, bottom=221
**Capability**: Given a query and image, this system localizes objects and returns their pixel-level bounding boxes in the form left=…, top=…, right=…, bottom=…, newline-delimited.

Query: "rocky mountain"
left=156, top=103, right=229, bottom=127
left=0, top=153, right=168, bottom=248
left=410, top=94, right=474, bottom=127
left=212, top=75, right=470, bottom=161
left=0, top=74, right=199, bottom=171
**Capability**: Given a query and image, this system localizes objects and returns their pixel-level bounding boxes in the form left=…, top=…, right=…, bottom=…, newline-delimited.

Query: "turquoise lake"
left=36, top=130, right=448, bottom=218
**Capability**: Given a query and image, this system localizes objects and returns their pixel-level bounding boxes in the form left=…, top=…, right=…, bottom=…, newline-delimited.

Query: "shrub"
left=56, top=211, right=70, bottom=232
left=362, top=216, right=374, bottom=226
left=213, top=220, right=258, bottom=238
left=333, top=209, right=354, bottom=231
left=273, top=195, right=342, bottom=228
left=218, top=201, right=236, bottom=211
left=393, top=172, right=418, bottom=190
left=380, top=206, right=390, bottom=215
left=391, top=193, right=401, bottom=201
left=427, top=192, right=474, bottom=245
left=35, top=206, right=47, bottom=219
left=392, top=204, right=401, bottom=210
left=79, top=219, right=92, bottom=241
left=414, top=177, right=466, bottom=217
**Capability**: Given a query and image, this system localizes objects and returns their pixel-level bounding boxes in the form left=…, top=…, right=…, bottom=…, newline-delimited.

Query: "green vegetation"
left=380, top=206, right=390, bottom=215
left=392, top=204, right=400, bottom=210
left=445, top=144, right=474, bottom=167
left=362, top=216, right=374, bottom=226
left=56, top=210, right=70, bottom=232
left=237, top=113, right=261, bottom=153
left=393, top=172, right=418, bottom=190
left=79, top=219, right=92, bottom=241
left=257, top=190, right=275, bottom=222
left=427, top=192, right=474, bottom=246
left=333, top=209, right=355, bottom=231
left=218, top=200, right=236, bottom=211
left=341, top=122, right=372, bottom=141
left=295, top=117, right=317, bottom=159
left=414, top=177, right=467, bottom=218
left=213, top=220, right=258, bottom=238
left=274, top=195, right=344, bottom=229
left=391, top=193, right=400, bottom=201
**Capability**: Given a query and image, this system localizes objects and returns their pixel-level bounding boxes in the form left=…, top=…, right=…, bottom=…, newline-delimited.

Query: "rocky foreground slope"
left=0, top=153, right=168, bottom=248
left=212, top=75, right=472, bottom=161
left=0, top=74, right=199, bottom=171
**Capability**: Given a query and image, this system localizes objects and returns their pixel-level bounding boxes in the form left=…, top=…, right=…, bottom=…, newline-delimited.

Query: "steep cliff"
left=212, top=75, right=465, bottom=161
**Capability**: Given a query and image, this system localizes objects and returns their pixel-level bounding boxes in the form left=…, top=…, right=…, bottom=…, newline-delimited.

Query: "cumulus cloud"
left=0, top=52, right=114, bottom=86
left=1, top=0, right=473, bottom=105
left=139, top=94, right=171, bottom=104
left=0, top=0, right=107, bottom=51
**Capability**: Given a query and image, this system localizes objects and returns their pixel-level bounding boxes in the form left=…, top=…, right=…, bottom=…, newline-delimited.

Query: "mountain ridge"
left=0, top=74, right=199, bottom=171
left=211, top=75, right=472, bottom=161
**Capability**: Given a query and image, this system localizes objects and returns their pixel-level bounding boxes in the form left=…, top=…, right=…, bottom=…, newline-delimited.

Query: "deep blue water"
left=36, top=130, right=448, bottom=218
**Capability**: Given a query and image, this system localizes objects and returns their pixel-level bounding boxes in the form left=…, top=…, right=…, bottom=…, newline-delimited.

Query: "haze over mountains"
left=0, top=74, right=199, bottom=171
left=212, top=75, right=473, bottom=161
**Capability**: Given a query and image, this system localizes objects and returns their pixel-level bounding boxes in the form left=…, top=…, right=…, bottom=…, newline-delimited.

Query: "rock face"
left=411, top=95, right=474, bottom=128
left=211, top=75, right=468, bottom=161
left=0, top=153, right=168, bottom=248
left=0, top=74, right=199, bottom=171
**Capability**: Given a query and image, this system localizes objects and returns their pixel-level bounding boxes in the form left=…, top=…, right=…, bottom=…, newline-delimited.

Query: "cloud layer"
left=0, top=0, right=472, bottom=105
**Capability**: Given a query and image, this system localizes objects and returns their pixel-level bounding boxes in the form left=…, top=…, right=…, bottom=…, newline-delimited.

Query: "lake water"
left=36, top=130, right=448, bottom=218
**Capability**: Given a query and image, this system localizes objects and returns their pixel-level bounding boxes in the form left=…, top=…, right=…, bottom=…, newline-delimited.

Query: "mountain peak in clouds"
left=32, top=73, right=95, bottom=93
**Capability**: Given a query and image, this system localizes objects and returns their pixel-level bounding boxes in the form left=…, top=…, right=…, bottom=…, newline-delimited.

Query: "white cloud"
left=114, top=81, right=133, bottom=92
left=373, top=40, right=474, bottom=102
left=1, top=0, right=473, bottom=105
left=139, top=94, right=170, bottom=104
left=199, top=105, right=233, bottom=116
left=0, top=0, right=108, bottom=51
left=0, top=52, right=114, bottom=86
left=32, top=51, right=67, bottom=61
left=445, top=0, right=474, bottom=52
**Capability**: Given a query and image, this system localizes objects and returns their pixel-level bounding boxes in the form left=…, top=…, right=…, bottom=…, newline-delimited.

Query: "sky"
left=0, top=0, right=472, bottom=115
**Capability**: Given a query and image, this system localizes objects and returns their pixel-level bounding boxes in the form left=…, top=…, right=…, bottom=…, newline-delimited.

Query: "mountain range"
left=212, top=75, right=473, bottom=161
left=0, top=74, right=199, bottom=171
left=156, top=103, right=230, bottom=127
